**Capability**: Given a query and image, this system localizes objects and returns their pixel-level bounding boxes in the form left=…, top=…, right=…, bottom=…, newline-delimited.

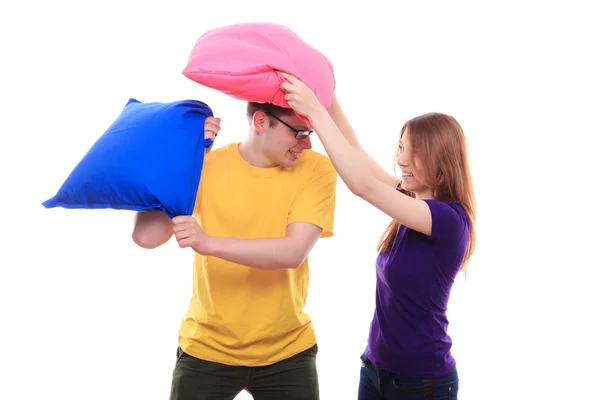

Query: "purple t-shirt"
left=364, top=199, right=469, bottom=378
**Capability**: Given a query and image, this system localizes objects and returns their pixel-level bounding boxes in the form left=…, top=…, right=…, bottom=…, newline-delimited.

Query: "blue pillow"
left=42, top=98, right=213, bottom=218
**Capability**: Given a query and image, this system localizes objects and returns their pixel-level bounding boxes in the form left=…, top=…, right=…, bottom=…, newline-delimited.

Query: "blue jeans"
left=358, top=355, right=459, bottom=399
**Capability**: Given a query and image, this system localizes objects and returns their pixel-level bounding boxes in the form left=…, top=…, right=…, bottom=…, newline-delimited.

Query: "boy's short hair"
left=246, top=102, right=295, bottom=121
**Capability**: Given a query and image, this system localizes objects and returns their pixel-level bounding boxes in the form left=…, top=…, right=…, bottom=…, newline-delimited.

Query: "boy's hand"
left=204, top=116, right=221, bottom=154
left=172, top=216, right=214, bottom=255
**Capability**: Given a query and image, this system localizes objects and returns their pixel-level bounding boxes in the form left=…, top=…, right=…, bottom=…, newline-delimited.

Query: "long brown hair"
left=377, top=112, right=476, bottom=274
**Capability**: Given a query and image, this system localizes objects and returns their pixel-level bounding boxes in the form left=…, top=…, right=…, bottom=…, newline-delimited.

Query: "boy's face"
left=261, top=112, right=313, bottom=168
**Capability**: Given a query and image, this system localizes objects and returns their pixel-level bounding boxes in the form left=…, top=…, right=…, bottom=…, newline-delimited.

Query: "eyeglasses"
left=265, top=112, right=314, bottom=140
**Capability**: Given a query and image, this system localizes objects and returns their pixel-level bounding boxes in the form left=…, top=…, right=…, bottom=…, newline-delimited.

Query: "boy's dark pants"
left=169, top=344, right=319, bottom=400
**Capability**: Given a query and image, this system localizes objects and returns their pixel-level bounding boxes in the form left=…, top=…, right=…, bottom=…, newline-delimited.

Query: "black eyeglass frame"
left=265, top=112, right=314, bottom=140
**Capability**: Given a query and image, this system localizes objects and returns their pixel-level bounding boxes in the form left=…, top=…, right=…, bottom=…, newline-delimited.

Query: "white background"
left=1, top=1, right=598, bottom=399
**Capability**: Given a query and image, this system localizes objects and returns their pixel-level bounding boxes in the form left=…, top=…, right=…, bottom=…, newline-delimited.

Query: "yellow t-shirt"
left=177, top=143, right=337, bottom=366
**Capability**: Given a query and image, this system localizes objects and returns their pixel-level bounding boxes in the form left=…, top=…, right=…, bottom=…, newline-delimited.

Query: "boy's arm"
left=173, top=158, right=337, bottom=269
left=206, top=222, right=323, bottom=270
left=132, top=211, right=174, bottom=249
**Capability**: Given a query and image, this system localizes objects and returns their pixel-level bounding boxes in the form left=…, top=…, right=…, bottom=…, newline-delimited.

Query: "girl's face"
left=396, top=130, right=432, bottom=198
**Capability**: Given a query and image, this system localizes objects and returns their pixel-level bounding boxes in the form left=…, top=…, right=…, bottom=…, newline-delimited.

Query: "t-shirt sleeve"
left=287, top=157, right=337, bottom=238
left=423, top=199, right=470, bottom=243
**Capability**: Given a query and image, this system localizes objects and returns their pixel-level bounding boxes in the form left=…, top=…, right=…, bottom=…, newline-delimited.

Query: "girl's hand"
left=277, top=71, right=324, bottom=119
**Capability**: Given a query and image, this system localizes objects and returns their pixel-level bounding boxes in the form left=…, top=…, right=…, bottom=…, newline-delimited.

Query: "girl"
left=278, top=72, right=476, bottom=399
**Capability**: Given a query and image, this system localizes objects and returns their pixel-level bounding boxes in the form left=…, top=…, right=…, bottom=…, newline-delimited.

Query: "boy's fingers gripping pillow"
left=42, top=98, right=214, bottom=218
left=182, top=22, right=336, bottom=111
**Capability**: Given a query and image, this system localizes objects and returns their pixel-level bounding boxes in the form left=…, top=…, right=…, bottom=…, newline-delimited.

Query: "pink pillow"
left=182, top=22, right=336, bottom=111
